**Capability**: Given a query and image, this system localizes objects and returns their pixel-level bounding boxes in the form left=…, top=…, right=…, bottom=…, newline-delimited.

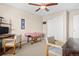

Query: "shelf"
left=0, top=20, right=12, bottom=33
left=0, top=22, right=11, bottom=25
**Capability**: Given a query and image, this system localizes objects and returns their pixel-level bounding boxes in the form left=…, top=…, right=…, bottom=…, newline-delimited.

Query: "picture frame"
left=21, top=19, right=25, bottom=29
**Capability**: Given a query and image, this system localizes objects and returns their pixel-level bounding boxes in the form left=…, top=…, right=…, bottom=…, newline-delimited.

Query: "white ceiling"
left=4, top=3, right=79, bottom=16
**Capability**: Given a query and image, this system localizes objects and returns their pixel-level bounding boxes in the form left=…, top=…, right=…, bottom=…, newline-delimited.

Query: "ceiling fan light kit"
left=41, top=6, right=46, bottom=9
left=28, top=3, right=58, bottom=12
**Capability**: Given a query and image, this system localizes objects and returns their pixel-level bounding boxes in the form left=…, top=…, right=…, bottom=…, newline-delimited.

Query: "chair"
left=3, top=35, right=16, bottom=55
left=45, top=36, right=65, bottom=56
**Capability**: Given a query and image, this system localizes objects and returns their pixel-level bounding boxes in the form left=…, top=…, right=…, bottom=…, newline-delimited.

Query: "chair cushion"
left=5, top=42, right=15, bottom=47
left=49, top=47, right=62, bottom=55
left=55, top=40, right=64, bottom=47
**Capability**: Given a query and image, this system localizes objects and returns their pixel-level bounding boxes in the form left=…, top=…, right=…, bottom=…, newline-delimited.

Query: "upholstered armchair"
left=45, top=36, right=65, bottom=56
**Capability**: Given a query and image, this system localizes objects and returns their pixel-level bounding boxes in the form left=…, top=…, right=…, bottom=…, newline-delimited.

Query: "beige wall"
left=0, top=4, right=43, bottom=35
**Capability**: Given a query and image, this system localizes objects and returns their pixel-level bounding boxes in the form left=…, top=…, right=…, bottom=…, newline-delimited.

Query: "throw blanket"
left=25, top=32, right=43, bottom=37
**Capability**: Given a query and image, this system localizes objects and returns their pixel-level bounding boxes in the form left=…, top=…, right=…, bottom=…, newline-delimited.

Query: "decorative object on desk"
left=21, top=19, right=25, bottom=29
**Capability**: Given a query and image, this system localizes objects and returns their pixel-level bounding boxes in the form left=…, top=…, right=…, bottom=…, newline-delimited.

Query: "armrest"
left=47, top=40, right=65, bottom=48
left=47, top=43, right=62, bottom=49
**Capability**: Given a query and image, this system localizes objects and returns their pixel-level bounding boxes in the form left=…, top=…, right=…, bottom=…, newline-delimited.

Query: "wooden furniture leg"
left=3, top=45, right=6, bottom=53
left=20, top=41, right=21, bottom=48
left=20, top=35, right=22, bottom=48
left=3, top=39, right=6, bottom=53
left=46, top=45, right=48, bottom=56
left=31, top=37, right=34, bottom=44
left=13, top=37, right=16, bottom=55
left=13, top=44, right=16, bottom=55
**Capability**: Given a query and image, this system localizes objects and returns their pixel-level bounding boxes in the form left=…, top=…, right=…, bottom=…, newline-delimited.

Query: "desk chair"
left=45, top=36, right=65, bottom=56
left=3, top=35, right=16, bottom=55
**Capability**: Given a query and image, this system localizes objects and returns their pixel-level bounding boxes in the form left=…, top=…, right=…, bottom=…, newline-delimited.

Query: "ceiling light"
left=41, top=6, right=46, bottom=9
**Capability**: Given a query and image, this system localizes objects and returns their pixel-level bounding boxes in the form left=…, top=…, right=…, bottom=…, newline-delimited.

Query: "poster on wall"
left=21, top=19, right=25, bottom=29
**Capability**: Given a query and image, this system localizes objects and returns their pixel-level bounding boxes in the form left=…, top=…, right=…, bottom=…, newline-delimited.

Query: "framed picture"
left=21, top=19, right=25, bottom=29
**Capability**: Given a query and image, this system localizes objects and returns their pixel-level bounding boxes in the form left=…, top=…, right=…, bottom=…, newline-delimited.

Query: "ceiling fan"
left=28, top=3, right=58, bottom=12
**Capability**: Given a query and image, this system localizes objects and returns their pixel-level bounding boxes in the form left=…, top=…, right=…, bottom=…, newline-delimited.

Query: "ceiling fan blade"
left=35, top=8, right=41, bottom=12
left=28, top=3, right=40, bottom=6
left=46, top=3, right=58, bottom=6
left=45, top=8, right=49, bottom=12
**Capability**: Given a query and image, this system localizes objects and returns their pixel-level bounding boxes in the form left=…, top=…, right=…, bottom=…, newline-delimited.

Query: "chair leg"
left=20, top=41, right=22, bottom=48
left=20, top=35, right=22, bottom=48
left=4, top=46, right=6, bottom=53
left=13, top=45, right=16, bottom=55
left=46, top=45, right=48, bottom=56
left=3, top=41, right=6, bottom=54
